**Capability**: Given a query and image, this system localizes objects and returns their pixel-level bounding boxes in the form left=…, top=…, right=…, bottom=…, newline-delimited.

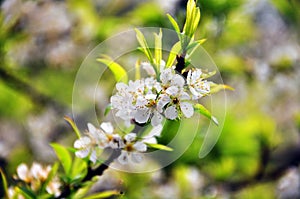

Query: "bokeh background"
left=0, top=0, right=300, bottom=198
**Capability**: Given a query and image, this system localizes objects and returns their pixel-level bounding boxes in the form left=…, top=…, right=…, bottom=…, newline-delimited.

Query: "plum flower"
left=74, top=122, right=122, bottom=163
left=118, top=133, right=147, bottom=164
left=158, top=86, right=194, bottom=120
left=187, top=69, right=210, bottom=99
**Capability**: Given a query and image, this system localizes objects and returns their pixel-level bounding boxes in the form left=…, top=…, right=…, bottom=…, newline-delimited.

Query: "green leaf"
left=210, top=83, right=234, bottom=94
left=83, top=190, right=121, bottom=199
left=64, top=116, right=81, bottom=138
left=73, top=181, right=96, bottom=199
left=0, top=168, right=8, bottom=198
left=16, top=187, right=35, bottom=199
left=166, top=41, right=181, bottom=67
left=50, top=143, right=72, bottom=176
left=166, top=14, right=180, bottom=33
left=194, top=104, right=219, bottom=125
left=154, top=29, right=162, bottom=70
left=201, top=70, right=216, bottom=79
left=146, top=143, right=173, bottom=151
left=135, top=28, right=154, bottom=64
left=70, top=157, right=87, bottom=182
left=97, top=56, right=128, bottom=83
left=104, top=104, right=112, bottom=116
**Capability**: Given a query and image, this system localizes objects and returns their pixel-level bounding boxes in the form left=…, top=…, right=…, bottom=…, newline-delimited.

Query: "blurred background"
left=0, top=0, right=300, bottom=198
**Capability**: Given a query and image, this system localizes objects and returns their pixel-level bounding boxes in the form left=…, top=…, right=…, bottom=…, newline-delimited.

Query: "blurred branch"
left=0, top=66, right=67, bottom=114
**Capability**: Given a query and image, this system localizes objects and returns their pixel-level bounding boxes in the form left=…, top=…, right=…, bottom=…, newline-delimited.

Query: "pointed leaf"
left=210, top=83, right=234, bottom=94
left=194, top=104, right=219, bottom=125
left=135, top=28, right=154, bottom=64
left=166, top=14, right=180, bottom=33
left=146, top=143, right=173, bottom=151
left=0, top=168, right=8, bottom=198
left=50, top=143, right=72, bottom=176
left=154, top=29, right=162, bottom=69
left=70, top=157, right=87, bottom=181
left=83, top=190, right=121, bottom=199
left=97, top=57, right=128, bottom=83
left=64, top=116, right=81, bottom=138
left=104, top=104, right=112, bottom=116
left=166, top=41, right=181, bottom=67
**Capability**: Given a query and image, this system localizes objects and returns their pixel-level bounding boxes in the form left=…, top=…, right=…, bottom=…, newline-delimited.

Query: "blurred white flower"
left=17, top=163, right=32, bottom=183
left=187, top=69, right=210, bottom=99
left=46, top=177, right=61, bottom=197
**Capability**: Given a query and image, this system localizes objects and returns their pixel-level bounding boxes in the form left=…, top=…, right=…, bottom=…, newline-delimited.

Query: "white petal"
left=74, top=137, right=91, bottom=149
left=151, top=112, right=163, bottom=126
left=17, top=164, right=29, bottom=181
left=100, top=122, right=114, bottom=134
left=124, top=133, right=136, bottom=142
left=30, top=163, right=42, bottom=179
left=89, top=150, right=97, bottom=163
left=87, top=123, right=97, bottom=135
left=180, top=91, right=190, bottom=100
left=134, top=108, right=151, bottom=124
left=157, top=94, right=170, bottom=113
left=147, top=124, right=163, bottom=137
left=75, top=149, right=90, bottom=159
left=166, top=86, right=178, bottom=96
left=142, top=62, right=156, bottom=76
left=133, top=142, right=147, bottom=152
left=165, top=106, right=178, bottom=120
left=180, top=102, right=194, bottom=118
left=172, top=74, right=185, bottom=88
left=118, top=151, right=129, bottom=165
left=131, top=152, right=144, bottom=163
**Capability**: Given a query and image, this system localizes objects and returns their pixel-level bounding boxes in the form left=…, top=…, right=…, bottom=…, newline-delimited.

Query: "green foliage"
left=194, top=103, right=219, bottom=125
left=97, top=56, right=128, bottom=83
left=0, top=168, right=8, bottom=198
left=82, top=190, right=121, bottom=199
left=51, top=143, right=72, bottom=176
left=146, top=143, right=173, bottom=151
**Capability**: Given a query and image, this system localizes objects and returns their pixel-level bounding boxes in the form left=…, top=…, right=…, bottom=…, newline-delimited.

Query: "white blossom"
left=187, top=69, right=210, bottom=99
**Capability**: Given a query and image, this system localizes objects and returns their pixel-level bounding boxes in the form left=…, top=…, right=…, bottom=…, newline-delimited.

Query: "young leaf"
left=154, top=29, right=162, bottom=70
left=83, top=190, right=121, bottom=199
left=0, top=168, right=8, bottom=198
left=16, top=187, right=35, bottom=199
left=104, top=104, right=112, bottom=116
left=50, top=143, right=72, bottom=176
left=135, top=28, right=154, bottom=64
left=166, top=14, right=180, bottom=33
left=146, top=143, right=173, bottom=151
left=70, top=157, right=87, bottom=182
left=64, top=116, right=81, bottom=138
left=210, top=83, right=234, bottom=94
left=194, top=104, right=219, bottom=125
left=166, top=41, right=181, bottom=67
left=97, top=57, right=128, bottom=83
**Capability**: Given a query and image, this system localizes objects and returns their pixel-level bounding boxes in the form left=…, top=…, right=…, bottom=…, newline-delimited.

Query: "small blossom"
left=187, top=69, right=210, bottom=99
left=46, top=177, right=61, bottom=197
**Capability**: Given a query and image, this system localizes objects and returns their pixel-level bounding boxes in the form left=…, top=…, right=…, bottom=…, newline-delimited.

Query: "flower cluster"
left=9, top=162, right=61, bottom=198
left=111, top=61, right=211, bottom=126
left=74, top=122, right=162, bottom=165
